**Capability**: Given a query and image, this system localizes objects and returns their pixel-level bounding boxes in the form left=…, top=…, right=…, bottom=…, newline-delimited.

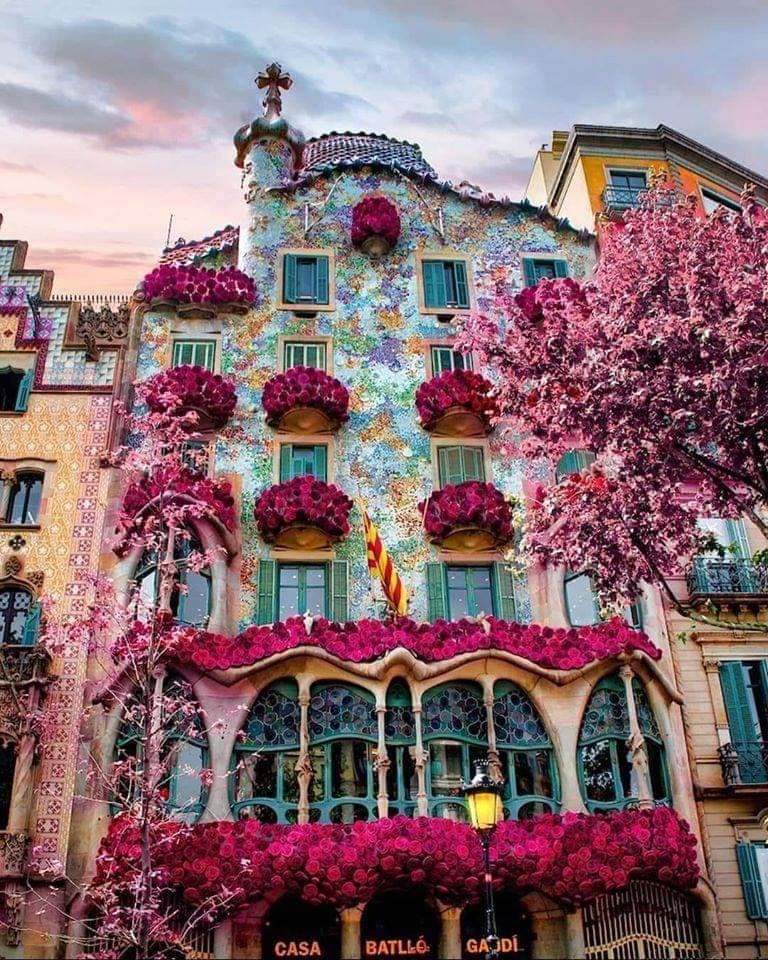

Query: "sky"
left=2, top=0, right=768, bottom=293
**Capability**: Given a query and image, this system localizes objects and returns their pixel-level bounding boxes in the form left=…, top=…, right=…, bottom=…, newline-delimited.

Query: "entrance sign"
left=461, top=894, right=531, bottom=959
left=361, top=890, right=440, bottom=960
left=262, top=897, right=341, bottom=960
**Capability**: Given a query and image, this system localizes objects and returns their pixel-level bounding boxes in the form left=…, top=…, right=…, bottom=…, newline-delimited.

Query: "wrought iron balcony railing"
left=719, top=740, right=768, bottom=785
left=601, top=185, right=646, bottom=216
left=686, top=558, right=768, bottom=598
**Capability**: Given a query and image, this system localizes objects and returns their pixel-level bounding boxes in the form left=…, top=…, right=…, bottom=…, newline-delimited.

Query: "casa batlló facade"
left=2, top=65, right=768, bottom=960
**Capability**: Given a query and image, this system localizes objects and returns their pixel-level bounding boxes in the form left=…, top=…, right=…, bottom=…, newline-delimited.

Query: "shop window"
left=422, top=682, right=487, bottom=819
left=0, top=366, right=33, bottom=413
left=493, top=680, right=559, bottom=818
left=0, top=587, right=40, bottom=645
left=282, top=254, right=330, bottom=306
left=385, top=679, right=417, bottom=817
left=283, top=340, right=327, bottom=370
left=437, top=445, right=485, bottom=486
left=522, top=257, right=568, bottom=287
left=136, top=536, right=211, bottom=627
left=5, top=471, right=43, bottom=525
left=426, top=562, right=522, bottom=623
left=422, top=259, right=471, bottom=310
left=279, top=444, right=327, bottom=482
left=578, top=673, right=668, bottom=811
left=308, top=682, right=377, bottom=823
left=256, top=560, right=348, bottom=625
left=232, top=679, right=300, bottom=823
left=430, top=345, right=472, bottom=375
left=171, top=340, right=216, bottom=371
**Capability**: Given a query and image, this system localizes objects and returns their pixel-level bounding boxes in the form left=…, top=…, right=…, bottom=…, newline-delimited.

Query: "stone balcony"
left=0, top=645, right=51, bottom=685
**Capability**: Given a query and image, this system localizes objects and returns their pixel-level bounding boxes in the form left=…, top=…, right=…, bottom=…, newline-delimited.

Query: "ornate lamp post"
left=462, top=760, right=504, bottom=960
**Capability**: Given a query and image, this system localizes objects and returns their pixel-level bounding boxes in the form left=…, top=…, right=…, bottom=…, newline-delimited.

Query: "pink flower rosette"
left=419, top=480, right=514, bottom=549
left=415, top=370, right=499, bottom=435
left=261, top=366, right=350, bottom=432
left=351, top=195, right=401, bottom=249
left=142, top=264, right=255, bottom=306
left=142, top=365, right=237, bottom=429
left=254, top=477, right=353, bottom=547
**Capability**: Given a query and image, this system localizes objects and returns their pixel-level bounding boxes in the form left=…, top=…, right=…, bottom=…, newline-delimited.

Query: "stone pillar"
left=620, top=664, right=653, bottom=808
left=213, top=919, right=233, bottom=960
left=564, top=909, right=584, bottom=959
left=375, top=704, right=389, bottom=818
left=481, top=677, right=502, bottom=783
left=340, top=905, right=363, bottom=960
left=296, top=687, right=312, bottom=824
left=6, top=730, right=36, bottom=834
left=438, top=904, right=462, bottom=960
left=412, top=704, right=429, bottom=816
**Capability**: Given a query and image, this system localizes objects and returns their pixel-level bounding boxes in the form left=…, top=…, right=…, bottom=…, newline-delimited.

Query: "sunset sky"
left=2, top=0, right=768, bottom=293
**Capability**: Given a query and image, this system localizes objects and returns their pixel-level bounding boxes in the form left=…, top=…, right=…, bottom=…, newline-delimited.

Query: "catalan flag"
left=361, top=504, right=409, bottom=616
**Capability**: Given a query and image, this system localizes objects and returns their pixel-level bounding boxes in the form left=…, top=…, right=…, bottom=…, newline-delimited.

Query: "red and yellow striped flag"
left=361, top=504, right=409, bottom=616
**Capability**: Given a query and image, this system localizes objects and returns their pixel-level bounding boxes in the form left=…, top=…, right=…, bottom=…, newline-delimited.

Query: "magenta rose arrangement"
left=169, top=614, right=660, bottom=673
left=114, top=467, right=236, bottom=555
left=419, top=481, right=514, bottom=546
left=261, top=366, right=350, bottom=428
left=142, top=264, right=255, bottom=306
left=351, top=196, right=401, bottom=248
left=254, top=477, right=353, bottom=544
left=415, top=370, right=499, bottom=433
left=93, top=807, right=697, bottom=917
left=142, top=365, right=237, bottom=429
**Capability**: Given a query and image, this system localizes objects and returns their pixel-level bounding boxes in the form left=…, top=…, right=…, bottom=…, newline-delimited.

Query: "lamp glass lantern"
left=463, top=760, right=504, bottom=833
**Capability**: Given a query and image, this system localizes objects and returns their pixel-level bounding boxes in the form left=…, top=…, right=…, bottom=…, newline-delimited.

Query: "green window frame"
left=426, top=561, right=523, bottom=623
left=257, top=560, right=348, bottom=625
left=279, top=444, right=328, bottom=482
left=422, top=259, right=471, bottom=310
left=577, top=673, right=669, bottom=812
left=0, top=588, right=40, bottom=645
left=136, top=538, right=211, bottom=628
left=430, top=346, right=473, bottom=375
left=171, top=339, right=216, bottom=370
left=385, top=679, right=417, bottom=817
left=564, top=571, right=642, bottom=630
left=283, top=340, right=327, bottom=371
left=0, top=366, right=33, bottom=413
left=555, top=449, right=596, bottom=482
left=719, top=660, right=768, bottom=784
left=437, top=445, right=486, bottom=486
left=231, top=679, right=301, bottom=823
left=737, top=842, right=768, bottom=919
left=282, top=254, right=330, bottom=306
left=522, top=257, right=568, bottom=287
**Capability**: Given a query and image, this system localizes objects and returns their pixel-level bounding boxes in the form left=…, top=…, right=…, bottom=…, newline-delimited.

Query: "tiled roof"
left=299, top=132, right=438, bottom=181
left=160, top=225, right=239, bottom=266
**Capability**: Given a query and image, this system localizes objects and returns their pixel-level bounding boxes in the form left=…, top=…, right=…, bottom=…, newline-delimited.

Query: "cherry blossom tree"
left=460, top=184, right=768, bottom=631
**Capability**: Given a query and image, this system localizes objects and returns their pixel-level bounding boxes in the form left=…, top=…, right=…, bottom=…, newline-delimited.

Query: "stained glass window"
left=385, top=679, right=417, bottom=816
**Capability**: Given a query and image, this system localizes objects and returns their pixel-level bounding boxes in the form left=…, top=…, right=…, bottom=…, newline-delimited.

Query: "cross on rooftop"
left=256, top=62, right=292, bottom=122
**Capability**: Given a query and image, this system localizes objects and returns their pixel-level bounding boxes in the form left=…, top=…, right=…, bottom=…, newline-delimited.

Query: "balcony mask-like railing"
left=687, top=558, right=768, bottom=598
left=718, top=740, right=768, bottom=785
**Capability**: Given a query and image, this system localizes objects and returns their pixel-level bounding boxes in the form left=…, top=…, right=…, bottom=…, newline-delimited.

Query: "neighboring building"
left=525, top=124, right=768, bottom=231
left=0, top=238, right=129, bottom=953
left=62, top=69, right=728, bottom=960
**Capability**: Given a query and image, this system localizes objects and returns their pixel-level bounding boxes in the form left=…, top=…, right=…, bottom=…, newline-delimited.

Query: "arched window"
left=422, top=682, right=488, bottom=820
left=564, top=571, right=642, bottom=630
left=136, top=535, right=211, bottom=627
left=232, top=679, right=300, bottom=823
left=0, top=587, right=40, bottom=645
left=493, top=681, right=559, bottom=818
left=385, top=679, right=417, bottom=816
left=5, top=471, right=43, bottom=525
left=0, top=742, right=16, bottom=830
left=114, top=674, right=208, bottom=823
left=578, top=673, right=668, bottom=811
left=309, top=682, right=377, bottom=823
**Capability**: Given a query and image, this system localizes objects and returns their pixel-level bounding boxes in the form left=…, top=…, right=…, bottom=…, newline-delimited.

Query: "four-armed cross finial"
left=256, top=62, right=292, bottom=122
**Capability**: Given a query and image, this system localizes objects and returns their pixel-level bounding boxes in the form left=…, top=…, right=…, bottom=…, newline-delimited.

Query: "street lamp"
left=462, top=759, right=504, bottom=960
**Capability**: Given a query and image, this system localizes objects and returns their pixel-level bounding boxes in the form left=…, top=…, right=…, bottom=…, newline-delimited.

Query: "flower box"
left=415, top=370, right=498, bottom=437
left=351, top=196, right=400, bottom=259
left=140, top=264, right=255, bottom=316
left=262, top=366, right=349, bottom=434
left=142, top=365, right=237, bottom=431
left=419, top=481, right=514, bottom=551
left=254, top=477, right=353, bottom=548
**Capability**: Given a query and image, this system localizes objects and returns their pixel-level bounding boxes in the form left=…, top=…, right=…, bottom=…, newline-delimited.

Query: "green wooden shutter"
left=737, top=842, right=768, bottom=919
left=453, top=261, right=470, bottom=308
left=257, top=559, right=276, bottom=625
left=727, top=520, right=750, bottom=559
left=438, top=447, right=464, bottom=486
left=15, top=369, right=33, bottom=412
left=493, top=562, right=517, bottom=621
left=426, top=563, right=447, bottom=622
left=554, top=259, right=569, bottom=278
left=423, top=261, right=447, bottom=308
left=279, top=445, right=293, bottom=483
left=315, top=257, right=329, bottom=305
left=313, top=445, right=327, bottom=482
left=331, top=561, right=348, bottom=622
left=720, top=661, right=755, bottom=745
left=523, top=258, right=538, bottom=287
left=283, top=255, right=298, bottom=303
left=464, top=447, right=485, bottom=481
left=21, top=601, right=41, bottom=646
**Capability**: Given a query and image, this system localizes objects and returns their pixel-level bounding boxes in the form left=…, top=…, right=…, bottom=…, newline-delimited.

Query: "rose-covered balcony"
left=143, top=365, right=237, bottom=432
left=262, top=366, right=350, bottom=434
left=138, top=264, right=256, bottom=317
left=419, top=481, right=514, bottom=552
left=254, top=477, right=353, bottom=549
left=415, top=370, right=498, bottom=438
left=351, top=195, right=401, bottom=259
